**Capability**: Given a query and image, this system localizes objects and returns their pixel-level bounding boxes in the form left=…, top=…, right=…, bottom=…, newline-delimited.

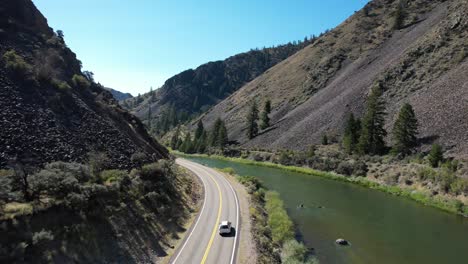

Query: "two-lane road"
left=170, top=159, right=240, bottom=264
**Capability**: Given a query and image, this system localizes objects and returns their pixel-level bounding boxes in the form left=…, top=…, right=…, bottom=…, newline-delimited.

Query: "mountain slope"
left=198, top=0, right=468, bottom=159
left=124, top=40, right=313, bottom=132
left=105, top=87, right=133, bottom=101
left=0, top=0, right=168, bottom=169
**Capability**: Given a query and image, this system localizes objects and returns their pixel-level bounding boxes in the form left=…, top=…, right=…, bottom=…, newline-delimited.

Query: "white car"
left=219, top=221, right=232, bottom=236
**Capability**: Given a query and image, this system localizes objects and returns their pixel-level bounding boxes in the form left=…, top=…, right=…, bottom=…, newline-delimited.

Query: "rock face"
left=0, top=0, right=168, bottom=169
left=105, top=87, right=133, bottom=101
left=125, top=40, right=313, bottom=124
left=198, top=0, right=468, bottom=160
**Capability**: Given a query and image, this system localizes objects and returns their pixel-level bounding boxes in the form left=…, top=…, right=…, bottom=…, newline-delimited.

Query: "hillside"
left=0, top=1, right=201, bottom=263
left=124, top=39, right=313, bottom=134
left=198, top=0, right=468, bottom=159
left=105, top=87, right=133, bottom=101
left=0, top=0, right=168, bottom=169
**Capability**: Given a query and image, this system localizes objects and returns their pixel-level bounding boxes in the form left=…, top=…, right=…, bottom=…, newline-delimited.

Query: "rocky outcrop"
left=0, top=0, right=168, bottom=169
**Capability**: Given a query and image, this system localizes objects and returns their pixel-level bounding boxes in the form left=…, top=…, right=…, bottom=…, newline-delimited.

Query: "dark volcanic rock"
left=0, top=0, right=168, bottom=169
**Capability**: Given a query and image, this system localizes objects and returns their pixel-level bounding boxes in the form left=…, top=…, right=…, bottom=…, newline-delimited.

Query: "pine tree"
left=195, top=120, right=204, bottom=140
left=321, top=134, right=328, bottom=145
left=260, top=100, right=271, bottom=130
left=209, top=118, right=223, bottom=146
left=393, top=0, right=406, bottom=30
left=342, top=113, right=361, bottom=154
left=428, top=144, right=443, bottom=168
left=217, top=121, right=228, bottom=149
left=170, top=126, right=180, bottom=150
left=246, top=101, right=259, bottom=139
left=196, top=131, right=208, bottom=153
left=392, top=103, right=418, bottom=155
left=180, top=132, right=193, bottom=153
left=358, top=86, right=387, bottom=155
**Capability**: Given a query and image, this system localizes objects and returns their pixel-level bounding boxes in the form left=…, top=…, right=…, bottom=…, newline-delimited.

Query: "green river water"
left=186, top=156, right=468, bottom=264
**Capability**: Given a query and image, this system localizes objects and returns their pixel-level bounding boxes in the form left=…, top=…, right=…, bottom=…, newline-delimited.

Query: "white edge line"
left=204, top=166, right=240, bottom=264
left=226, top=173, right=240, bottom=264
left=171, top=161, right=208, bottom=264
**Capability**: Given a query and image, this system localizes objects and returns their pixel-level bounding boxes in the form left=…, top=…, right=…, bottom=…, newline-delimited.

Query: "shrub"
left=220, top=167, right=235, bottom=175
left=32, top=229, right=54, bottom=245
left=100, top=170, right=127, bottom=184
left=352, top=160, right=368, bottom=177
left=131, top=151, right=148, bottom=167
left=140, top=160, right=172, bottom=181
left=2, top=50, right=32, bottom=77
left=4, top=202, right=33, bottom=218
left=51, top=79, right=71, bottom=90
left=88, top=152, right=110, bottom=178
left=336, top=161, right=353, bottom=176
left=451, top=178, right=468, bottom=196
left=72, top=74, right=91, bottom=89
left=281, top=239, right=309, bottom=264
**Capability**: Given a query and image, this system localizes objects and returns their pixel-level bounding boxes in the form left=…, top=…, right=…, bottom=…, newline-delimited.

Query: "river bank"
left=183, top=154, right=468, bottom=264
left=175, top=152, right=467, bottom=217
left=217, top=167, right=319, bottom=264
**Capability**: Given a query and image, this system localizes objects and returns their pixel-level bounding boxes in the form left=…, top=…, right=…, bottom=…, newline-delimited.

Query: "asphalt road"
left=170, top=158, right=240, bottom=264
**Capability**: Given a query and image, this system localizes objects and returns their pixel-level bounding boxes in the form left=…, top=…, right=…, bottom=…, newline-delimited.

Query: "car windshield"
left=220, top=225, right=229, bottom=229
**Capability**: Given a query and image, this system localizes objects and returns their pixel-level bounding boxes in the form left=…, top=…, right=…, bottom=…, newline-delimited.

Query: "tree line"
left=171, top=118, right=228, bottom=154
left=339, top=86, right=443, bottom=167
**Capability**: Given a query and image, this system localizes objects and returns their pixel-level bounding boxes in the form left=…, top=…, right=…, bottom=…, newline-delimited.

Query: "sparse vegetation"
left=2, top=50, right=32, bottom=78
left=71, top=74, right=91, bottom=89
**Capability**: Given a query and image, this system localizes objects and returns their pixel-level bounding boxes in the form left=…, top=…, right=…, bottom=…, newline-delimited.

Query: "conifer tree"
left=209, top=118, right=223, bottom=146
left=195, top=120, right=204, bottom=140
left=428, top=144, right=443, bottom=168
left=218, top=121, right=228, bottom=149
left=321, top=134, right=328, bottom=145
left=393, top=0, right=406, bottom=30
left=342, top=113, right=361, bottom=154
left=246, top=101, right=259, bottom=139
left=170, top=126, right=180, bottom=150
left=196, top=131, right=208, bottom=153
left=358, top=86, right=387, bottom=155
left=180, top=132, right=193, bottom=153
left=260, top=100, right=271, bottom=130
left=392, top=103, right=418, bottom=155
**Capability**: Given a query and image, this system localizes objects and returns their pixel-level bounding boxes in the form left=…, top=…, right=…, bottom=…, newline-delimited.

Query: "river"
left=185, top=156, right=468, bottom=264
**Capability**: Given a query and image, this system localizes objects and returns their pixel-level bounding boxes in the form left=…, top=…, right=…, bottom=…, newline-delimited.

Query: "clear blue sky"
left=33, top=0, right=368, bottom=95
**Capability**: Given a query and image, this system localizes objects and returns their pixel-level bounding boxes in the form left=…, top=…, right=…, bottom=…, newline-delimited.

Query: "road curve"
left=170, top=158, right=240, bottom=264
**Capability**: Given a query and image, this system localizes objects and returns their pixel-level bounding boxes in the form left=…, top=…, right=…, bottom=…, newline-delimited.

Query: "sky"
left=33, top=0, right=368, bottom=95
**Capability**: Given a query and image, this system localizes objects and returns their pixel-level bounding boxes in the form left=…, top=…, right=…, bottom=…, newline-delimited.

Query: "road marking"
left=225, top=174, right=240, bottom=264
left=171, top=162, right=208, bottom=264
left=200, top=169, right=223, bottom=264
left=200, top=165, right=240, bottom=264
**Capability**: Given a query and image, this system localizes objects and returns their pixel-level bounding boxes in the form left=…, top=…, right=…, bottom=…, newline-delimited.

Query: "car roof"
left=221, top=221, right=230, bottom=225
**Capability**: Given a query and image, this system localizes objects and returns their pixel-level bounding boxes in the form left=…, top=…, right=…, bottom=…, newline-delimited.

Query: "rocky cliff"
left=0, top=0, right=169, bottom=169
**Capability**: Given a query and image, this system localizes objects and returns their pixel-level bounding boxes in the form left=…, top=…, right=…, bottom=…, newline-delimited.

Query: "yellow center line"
left=200, top=170, right=223, bottom=264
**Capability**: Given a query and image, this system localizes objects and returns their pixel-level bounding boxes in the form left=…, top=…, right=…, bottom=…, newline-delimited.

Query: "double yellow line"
left=200, top=171, right=223, bottom=264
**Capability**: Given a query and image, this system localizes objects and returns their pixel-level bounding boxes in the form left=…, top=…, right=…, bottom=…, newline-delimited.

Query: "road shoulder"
left=159, top=163, right=204, bottom=264
left=220, top=170, right=258, bottom=264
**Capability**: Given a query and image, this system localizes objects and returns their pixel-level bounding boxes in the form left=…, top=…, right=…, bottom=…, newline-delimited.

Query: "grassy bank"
left=175, top=152, right=468, bottom=216
left=218, top=168, right=318, bottom=264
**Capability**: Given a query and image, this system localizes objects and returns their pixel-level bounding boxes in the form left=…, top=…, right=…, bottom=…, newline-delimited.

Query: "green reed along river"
left=185, top=156, right=468, bottom=264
